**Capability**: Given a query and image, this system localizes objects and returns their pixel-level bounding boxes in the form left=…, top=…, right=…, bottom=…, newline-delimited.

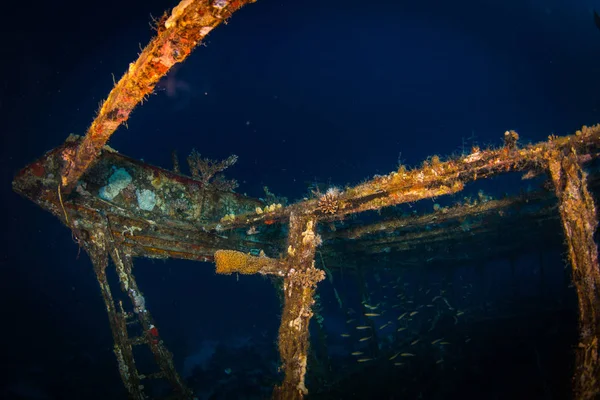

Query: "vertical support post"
left=546, top=148, right=600, bottom=399
left=273, top=213, right=325, bottom=400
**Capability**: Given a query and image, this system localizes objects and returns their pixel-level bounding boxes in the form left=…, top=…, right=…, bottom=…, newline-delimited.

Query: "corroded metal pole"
left=60, top=0, right=257, bottom=191
left=546, top=148, right=600, bottom=399
left=272, top=213, right=325, bottom=400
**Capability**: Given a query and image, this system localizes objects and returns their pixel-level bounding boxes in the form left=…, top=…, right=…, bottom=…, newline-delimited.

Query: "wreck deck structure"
left=12, top=1, right=600, bottom=399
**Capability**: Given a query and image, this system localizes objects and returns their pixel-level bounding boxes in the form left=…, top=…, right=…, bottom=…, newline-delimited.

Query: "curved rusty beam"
left=60, top=0, right=257, bottom=191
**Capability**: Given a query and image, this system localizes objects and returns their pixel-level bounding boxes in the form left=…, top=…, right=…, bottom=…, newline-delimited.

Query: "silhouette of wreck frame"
left=11, top=1, right=600, bottom=399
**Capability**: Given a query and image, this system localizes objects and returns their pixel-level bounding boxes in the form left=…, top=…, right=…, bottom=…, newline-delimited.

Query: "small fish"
left=401, top=353, right=415, bottom=357
left=456, top=311, right=465, bottom=316
left=351, top=351, right=364, bottom=356
left=359, top=336, right=372, bottom=342
left=356, top=326, right=371, bottom=330
left=340, top=334, right=351, bottom=337
left=379, top=322, right=391, bottom=330
left=357, top=358, right=373, bottom=362
left=442, top=297, right=453, bottom=310
left=398, top=312, right=407, bottom=320
left=436, top=359, right=444, bottom=364
left=363, top=303, right=379, bottom=310
left=431, top=338, right=443, bottom=345
left=425, top=289, right=431, bottom=295
left=411, top=339, right=420, bottom=345
left=397, top=327, right=407, bottom=332
left=410, top=311, right=419, bottom=317
left=432, top=296, right=441, bottom=302
left=389, top=351, right=401, bottom=360
left=365, top=313, right=380, bottom=317
left=440, top=341, right=450, bottom=345
left=392, top=304, right=401, bottom=308
left=346, top=318, right=356, bottom=323
left=465, top=338, right=472, bottom=343
left=426, top=304, right=434, bottom=308
left=394, top=362, right=404, bottom=366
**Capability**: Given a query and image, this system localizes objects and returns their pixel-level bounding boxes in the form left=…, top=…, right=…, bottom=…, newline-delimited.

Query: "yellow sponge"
left=215, top=250, right=261, bottom=275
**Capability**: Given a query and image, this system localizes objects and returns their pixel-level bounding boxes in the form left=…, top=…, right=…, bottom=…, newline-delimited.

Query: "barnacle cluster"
left=287, top=264, right=326, bottom=289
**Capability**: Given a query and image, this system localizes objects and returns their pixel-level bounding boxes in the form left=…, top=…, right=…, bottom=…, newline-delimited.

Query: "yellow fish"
left=440, top=341, right=450, bottom=345
left=410, top=311, right=419, bottom=317
left=351, top=351, right=364, bottom=356
left=389, top=351, right=401, bottom=360
left=397, top=327, right=407, bottom=332
left=359, top=336, right=372, bottom=342
left=397, top=312, right=407, bottom=320
left=356, top=326, right=371, bottom=330
left=394, top=362, right=404, bottom=366
left=401, top=353, right=415, bottom=357
left=340, top=334, right=350, bottom=337
left=431, top=338, right=443, bottom=344
left=357, top=358, right=373, bottom=362
left=411, top=339, right=420, bottom=345
left=365, top=313, right=380, bottom=317
left=456, top=311, right=465, bottom=316
left=379, top=322, right=391, bottom=330
left=346, top=319, right=356, bottom=323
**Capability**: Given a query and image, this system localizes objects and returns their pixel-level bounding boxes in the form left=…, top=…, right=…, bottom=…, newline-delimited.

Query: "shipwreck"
left=12, top=0, right=600, bottom=399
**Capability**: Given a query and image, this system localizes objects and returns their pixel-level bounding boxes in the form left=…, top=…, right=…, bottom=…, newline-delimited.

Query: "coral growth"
left=187, top=149, right=238, bottom=191
left=317, top=188, right=341, bottom=215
